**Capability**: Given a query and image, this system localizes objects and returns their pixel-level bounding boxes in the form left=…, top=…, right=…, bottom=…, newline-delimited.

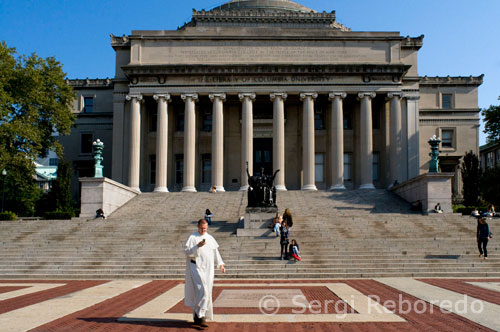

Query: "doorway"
left=254, top=138, right=272, bottom=176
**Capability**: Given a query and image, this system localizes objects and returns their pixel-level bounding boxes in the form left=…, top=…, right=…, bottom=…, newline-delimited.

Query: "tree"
left=481, top=166, right=500, bottom=207
left=0, top=41, right=75, bottom=216
left=461, top=151, right=481, bottom=207
left=482, top=96, right=500, bottom=143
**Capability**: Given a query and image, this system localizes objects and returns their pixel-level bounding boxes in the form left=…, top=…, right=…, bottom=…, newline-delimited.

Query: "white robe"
left=184, top=231, right=224, bottom=320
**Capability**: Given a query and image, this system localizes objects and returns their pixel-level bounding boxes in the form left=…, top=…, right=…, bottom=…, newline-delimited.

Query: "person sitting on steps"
left=273, top=212, right=282, bottom=237
left=434, top=203, right=443, bottom=214
left=289, top=239, right=301, bottom=261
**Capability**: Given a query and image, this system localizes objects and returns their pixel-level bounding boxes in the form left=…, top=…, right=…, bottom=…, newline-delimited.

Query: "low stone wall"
left=390, top=173, right=454, bottom=214
left=79, top=177, right=140, bottom=218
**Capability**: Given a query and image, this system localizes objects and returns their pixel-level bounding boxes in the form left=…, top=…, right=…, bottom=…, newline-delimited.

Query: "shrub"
left=452, top=204, right=465, bottom=213
left=44, top=210, right=74, bottom=220
left=0, top=211, right=17, bottom=220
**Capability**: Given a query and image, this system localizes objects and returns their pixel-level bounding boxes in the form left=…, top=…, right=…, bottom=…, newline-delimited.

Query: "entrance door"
left=254, top=138, right=272, bottom=176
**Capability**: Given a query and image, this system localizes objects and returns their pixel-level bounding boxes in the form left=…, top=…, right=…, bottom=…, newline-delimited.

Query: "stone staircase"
left=0, top=190, right=498, bottom=279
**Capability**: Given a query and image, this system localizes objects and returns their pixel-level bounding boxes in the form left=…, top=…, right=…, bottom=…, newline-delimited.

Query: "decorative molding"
left=328, top=92, right=347, bottom=100
left=270, top=93, right=288, bottom=102
left=358, top=92, right=376, bottom=99
left=125, top=94, right=143, bottom=102
left=110, top=34, right=131, bottom=49
left=181, top=94, right=199, bottom=102
left=401, top=35, right=424, bottom=49
left=209, top=93, right=227, bottom=102
left=419, top=75, right=484, bottom=86
left=300, top=92, right=318, bottom=101
left=153, top=94, right=171, bottom=102
left=238, top=93, right=256, bottom=101
left=388, top=92, right=404, bottom=99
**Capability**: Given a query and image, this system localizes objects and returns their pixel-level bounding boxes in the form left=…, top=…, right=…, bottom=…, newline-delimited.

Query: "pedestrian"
left=289, top=239, right=301, bottom=261
left=283, top=208, right=293, bottom=228
left=203, top=209, right=213, bottom=225
left=280, top=221, right=289, bottom=260
left=273, top=212, right=282, bottom=237
left=184, top=219, right=226, bottom=327
left=487, top=204, right=496, bottom=217
left=95, top=208, right=105, bottom=219
left=477, top=217, right=492, bottom=260
left=434, top=203, right=443, bottom=214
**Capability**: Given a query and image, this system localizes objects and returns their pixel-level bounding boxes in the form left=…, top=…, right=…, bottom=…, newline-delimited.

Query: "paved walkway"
left=0, top=278, right=498, bottom=331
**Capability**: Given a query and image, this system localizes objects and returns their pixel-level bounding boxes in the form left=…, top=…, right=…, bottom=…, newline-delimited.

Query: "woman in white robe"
left=184, top=219, right=225, bottom=324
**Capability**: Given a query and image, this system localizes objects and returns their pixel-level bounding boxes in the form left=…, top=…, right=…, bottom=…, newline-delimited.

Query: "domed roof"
left=210, top=0, right=315, bottom=13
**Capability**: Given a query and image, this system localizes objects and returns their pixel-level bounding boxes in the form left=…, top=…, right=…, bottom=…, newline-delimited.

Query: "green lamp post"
left=428, top=135, right=441, bottom=173
left=93, top=139, right=104, bottom=178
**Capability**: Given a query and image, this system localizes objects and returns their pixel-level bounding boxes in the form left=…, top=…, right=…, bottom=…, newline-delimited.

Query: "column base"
left=154, top=187, right=169, bottom=193
left=214, top=186, right=225, bottom=192
left=239, top=185, right=249, bottom=191
left=359, top=184, right=376, bottom=190
left=275, top=185, right=287, bottom=191
left=181, top=186, right=197, bottom=193
left=329, top=184, right=346, bottom=190
left=301, top=184, right=318, bottom=191
left=130, top=187, right=141, bottom=193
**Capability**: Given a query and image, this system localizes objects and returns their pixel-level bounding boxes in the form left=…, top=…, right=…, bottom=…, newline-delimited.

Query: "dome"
left=210, top=0, right=315, bottom=13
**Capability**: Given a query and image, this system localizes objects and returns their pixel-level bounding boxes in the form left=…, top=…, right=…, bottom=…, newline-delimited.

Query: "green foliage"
left=452, top=204, right=465, bottom=213
left=481, top=166, right=500, bottom=206
left=0, top=211, right=17, bottom=220
left=0, top=41, right=75, bottom=216
left=44, top=210, right=74, bottom=220
left=461, top=151, right=481, bottom=207
left=482, top=97, right=500, bottom=143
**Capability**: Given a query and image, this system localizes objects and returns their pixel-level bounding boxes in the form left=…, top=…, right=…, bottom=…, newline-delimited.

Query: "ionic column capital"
left=153, top=94, right=171, bottom=102
left=181, top=93, right=199, bottom=102
left=358, top=92, right=376, bottom=100
left=126, top=94, right=143, bottom=102
left=300, top=92, right=318, bottom=101
left=270, top=92, right=287, bottom=102
left=406, top=95, right=421, bottom=101
left=388, top=92, right=405, bottom=99
left=328, top=92, right=347, bottom=100
left=238, top=93, right=256, bottom=101
left=209, top=93, right=226, bottom=102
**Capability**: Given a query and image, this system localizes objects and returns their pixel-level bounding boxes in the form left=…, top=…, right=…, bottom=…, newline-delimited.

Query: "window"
left=81, top=133, right=93, bottom=154
left=441, top=129, right=453, bottom=148
left=176, top=111, right=184, bottom=132
left=83, top=97, right=94, bottom=113
left=314, top=109, right=325, bottom=130
left=373, top=152, right=380, bottom=181
left=150, top=155, right=156, bottom=185
left=442, top=94, right=452, bottom=109
left=202, top=110, right=212, bottom=132
left=315, top=153, right=325, bottom=182
left=175, top=155, right=183, bottom=184
left=201, top=154, right=211, bottom=183
left=49, top=158, right=58, bottom=166
left=343, top=109, right=352, bottom=130
left=344, top=153, right=353, bottom=181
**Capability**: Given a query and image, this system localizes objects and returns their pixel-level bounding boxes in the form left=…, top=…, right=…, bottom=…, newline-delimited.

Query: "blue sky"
left=1, top=0, right=499, bottom=145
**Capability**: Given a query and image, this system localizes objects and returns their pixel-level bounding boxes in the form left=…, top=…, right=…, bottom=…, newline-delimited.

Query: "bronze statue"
left=246, top=162, right=279, bottom=207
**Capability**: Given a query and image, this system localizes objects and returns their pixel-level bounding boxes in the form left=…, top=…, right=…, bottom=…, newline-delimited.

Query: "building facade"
left=61, top=0, right=482, bottom=198
left=480, top=142, right=500, bottom=172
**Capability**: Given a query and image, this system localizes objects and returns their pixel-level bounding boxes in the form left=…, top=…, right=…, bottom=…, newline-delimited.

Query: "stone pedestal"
left=237, top=206, right=278, bottom=237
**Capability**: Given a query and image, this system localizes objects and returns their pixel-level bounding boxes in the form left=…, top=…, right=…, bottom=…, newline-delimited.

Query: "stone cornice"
left=122, top=64, right=411, bottom=78
left=110, top=34, right=131, bottom=50
left=401, top=35, right=424, bottom=50
left=419, top=75, right=484, bottom=86
left=66, top=78, right=113, bottom=88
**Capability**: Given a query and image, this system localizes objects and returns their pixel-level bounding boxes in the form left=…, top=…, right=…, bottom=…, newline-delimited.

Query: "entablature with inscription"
left=419, top=75, right=484, bottom=87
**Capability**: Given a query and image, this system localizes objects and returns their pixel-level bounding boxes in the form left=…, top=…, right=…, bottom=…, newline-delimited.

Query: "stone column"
left=181, top=94, right=198, bottom=192
left=271, top=93, right=287, bottom=191
left=406, top=96, right=420, bottom=179
left=329, top=92, right=347, bottom=190
left=153, top=94, right=171, bottom=193
left=209, top=93, right=226, bottom=192
left=111, top=94, right=126, bottom=183
left=300, top=93, right=318, bottom=191
left=388, top=92, right=404, bottom=188
left=239, top=93, right=256, bottom=191
left=358, top=92, right=376, bottom=189
left=125, top=94, right=142, bottom=192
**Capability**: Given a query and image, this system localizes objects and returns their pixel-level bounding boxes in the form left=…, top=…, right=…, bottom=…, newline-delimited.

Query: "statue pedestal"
left=237, top=206, right=278, bottom=237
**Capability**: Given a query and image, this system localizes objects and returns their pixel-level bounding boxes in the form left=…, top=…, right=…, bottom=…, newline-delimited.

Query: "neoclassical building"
left=61, top=0, right=482, bottom=198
